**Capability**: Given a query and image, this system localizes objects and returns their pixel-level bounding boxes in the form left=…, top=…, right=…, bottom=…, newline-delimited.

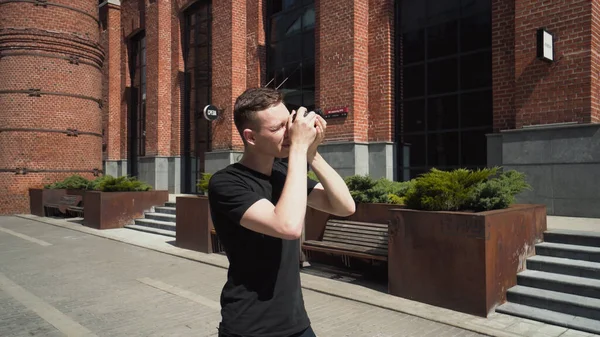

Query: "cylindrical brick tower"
left=0, top=0, right=104, bottom=215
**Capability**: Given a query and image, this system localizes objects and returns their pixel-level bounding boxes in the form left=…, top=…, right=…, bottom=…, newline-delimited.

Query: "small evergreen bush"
left=403, top=167, right=499, bottom=211
left=94, top=175, right=152, bottom=192
left=466, top=170, right=531, bottom=211
left=44, top=175, right=92, bottom=190
left=196, top=172, right=213, bottom=194
left=344, top=175, right=411, bottom=204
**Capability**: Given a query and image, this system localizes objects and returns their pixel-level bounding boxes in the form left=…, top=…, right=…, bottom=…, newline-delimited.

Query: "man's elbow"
left=281, top=221, right=303, bottom=240
left=334, top=201, right=356, bottom=217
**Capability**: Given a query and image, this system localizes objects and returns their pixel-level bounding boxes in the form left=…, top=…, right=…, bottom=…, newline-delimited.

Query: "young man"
left=208, top=87, right=355, bottom=337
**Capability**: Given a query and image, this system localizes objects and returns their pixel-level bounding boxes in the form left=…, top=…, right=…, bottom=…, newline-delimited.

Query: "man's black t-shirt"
left=208, top=160, right=318, bottom=337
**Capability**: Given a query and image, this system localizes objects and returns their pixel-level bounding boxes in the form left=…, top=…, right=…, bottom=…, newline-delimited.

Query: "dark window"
left=396, top=0, right=492, bottom=179
left=183, top=1, right=212, bottom=193
left=267, top=0, right=315, bottom=111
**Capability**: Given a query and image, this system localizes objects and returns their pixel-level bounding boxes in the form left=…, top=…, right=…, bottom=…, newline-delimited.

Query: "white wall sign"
left=537, top=28, right=554, bottom=62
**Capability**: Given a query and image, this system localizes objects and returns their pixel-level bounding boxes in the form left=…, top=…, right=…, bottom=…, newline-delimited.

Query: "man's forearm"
left=274, top=146, right=309, bottom=237
left=310, top=152, right=355, bottom=215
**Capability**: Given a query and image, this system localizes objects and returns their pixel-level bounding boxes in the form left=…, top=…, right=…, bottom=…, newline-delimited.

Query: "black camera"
left=292, top=108, right=324, bottom=122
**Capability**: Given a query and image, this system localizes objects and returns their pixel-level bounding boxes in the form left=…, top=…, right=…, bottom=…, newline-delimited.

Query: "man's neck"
left=238, top=150, right=275, bottom=176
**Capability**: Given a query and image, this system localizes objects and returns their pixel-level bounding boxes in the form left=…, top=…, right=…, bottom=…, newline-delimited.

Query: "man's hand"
left=308, top=115, right=326, bottom=163
left=288, top=107, right=317, bottom=152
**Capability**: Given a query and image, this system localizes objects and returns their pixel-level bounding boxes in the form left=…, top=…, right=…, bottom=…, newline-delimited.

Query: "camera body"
left=292, top=108, right=324, bottom=122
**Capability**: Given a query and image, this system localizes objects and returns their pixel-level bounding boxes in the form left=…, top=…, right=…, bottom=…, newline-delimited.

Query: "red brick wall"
left=247, top=0, right=267, bottom=89
left=316, top=0, right=370, bottom=143
left=0, top=0, right=103, bottom=214
left=592, top=0, right=600, bottom=124
left=211, top=0, right=247, bottom=151
left=368, top=0, right=395, bottom=142
left=492, top=0, right=516, bottom=131
left=102, top=4, right=122, bottom=161
left=493, top=0, right=595, bottom=130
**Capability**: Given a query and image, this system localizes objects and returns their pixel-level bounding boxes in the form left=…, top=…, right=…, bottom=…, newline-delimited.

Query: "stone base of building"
left=318, top=141, right=396, bottom=180
left=487, top=123, right=600, bottom=218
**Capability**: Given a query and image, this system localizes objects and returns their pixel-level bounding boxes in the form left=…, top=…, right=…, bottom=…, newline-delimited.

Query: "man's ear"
left=243, top=128, right=256, bottom=146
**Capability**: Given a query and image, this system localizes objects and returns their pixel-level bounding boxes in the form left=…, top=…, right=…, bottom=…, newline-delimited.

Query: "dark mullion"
left=457, top=5, right=462, bottom=167
left=424, top=0, right=429, bottom=169
left=402, top=125, right=491, bottom=136
left=402, top=46, right=491, bottom=68
left=402, top=86, right=492, bottom=102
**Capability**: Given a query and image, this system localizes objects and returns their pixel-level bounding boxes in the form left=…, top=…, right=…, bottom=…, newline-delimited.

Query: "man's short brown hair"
left=234, top=87, right=283, bottom=142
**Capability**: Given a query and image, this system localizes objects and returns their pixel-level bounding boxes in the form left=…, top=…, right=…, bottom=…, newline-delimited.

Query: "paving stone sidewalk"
left=1, top=215, right=597, bottom=337
left=0, top=216, right=484, bottom=337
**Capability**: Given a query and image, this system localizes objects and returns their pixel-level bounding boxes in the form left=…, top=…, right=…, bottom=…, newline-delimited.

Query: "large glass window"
left=396, top=0, right=492, bottom=179
left=183, top=1, right=212, bottom=193
left=267, top=0, right=315, bottom=111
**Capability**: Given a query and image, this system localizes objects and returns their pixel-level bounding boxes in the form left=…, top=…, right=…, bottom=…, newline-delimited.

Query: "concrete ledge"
left=15, top=214, right=559, bottom=337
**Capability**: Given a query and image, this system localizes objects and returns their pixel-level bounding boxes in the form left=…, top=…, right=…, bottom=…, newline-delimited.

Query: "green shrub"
left=466, top=170, right=531, bottom=211
left=344, top=175, right=412, bottom=204
left=403, top=167, right=499, bottom=211
left=93, top=175, right=152, bottom=192
left=197, top=173, right=212, bottom=194
left=44, top=175, right=92, bottom=190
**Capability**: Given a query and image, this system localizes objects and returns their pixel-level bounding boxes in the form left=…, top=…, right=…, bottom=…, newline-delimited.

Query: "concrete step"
left=506, top=285, right=600, bottom=320
left=144, top=212, right=176, bottom=222
left=124, top=224, right=175, bottom=238
left=164, top=202, right=176, bottom=208
left=154, top=206, right=176, bottom=215
left=517, top=270, right=600, bottom=299
left=495, top=302, right=600, bottom=335
left=536, top=242, right=600, bottom=263
left=527, top=255, right=600, bottom=280
left=544, top=229, right=600, bottom=248
left=133, top=218, right=176, bottom=232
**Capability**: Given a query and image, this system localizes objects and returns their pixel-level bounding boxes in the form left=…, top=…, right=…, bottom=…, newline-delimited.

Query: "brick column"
left=145, top=0, right=172, bottom=157
left=103, top=2, right=126, bottom=177
left=491, top=0, right=516, bottom=132
left=205, top=0, right=247, bottom=172
left=316, top=0, right=376, bottom=178
left=316, top=0, right=369, bottom=143
left=0, top=0, right=103, bottom=214
left=366, top=0, right=395, bottom=180
left=246, top=0, right=266, bottom=88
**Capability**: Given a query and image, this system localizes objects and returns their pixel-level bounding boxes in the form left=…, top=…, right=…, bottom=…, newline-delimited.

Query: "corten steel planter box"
left=83, top=190, right=168, bottom=230
left=388, top=204, right=547, bottom=317
left=29, top=189, right=87, bottom=216
left=305, top=203, right=403, bottom=241
left=175, top=195, right=214, bottom=253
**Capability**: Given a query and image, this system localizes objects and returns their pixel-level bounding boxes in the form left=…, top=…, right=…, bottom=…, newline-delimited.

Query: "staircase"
left=124, top=201, right=177, bottom=238
left=496, top=229, right=600, bottom=335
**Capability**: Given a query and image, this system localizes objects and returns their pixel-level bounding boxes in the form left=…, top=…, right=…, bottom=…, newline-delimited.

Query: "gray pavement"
left=0, top=216, right=485, bottom=337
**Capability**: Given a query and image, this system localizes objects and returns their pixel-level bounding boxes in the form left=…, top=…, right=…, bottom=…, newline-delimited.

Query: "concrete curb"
left=16, top=214, right=529, bottom=337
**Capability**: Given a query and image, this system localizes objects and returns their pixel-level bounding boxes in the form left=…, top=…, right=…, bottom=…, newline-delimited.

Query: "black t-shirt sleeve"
left=208, top=172, right=265, bottom=226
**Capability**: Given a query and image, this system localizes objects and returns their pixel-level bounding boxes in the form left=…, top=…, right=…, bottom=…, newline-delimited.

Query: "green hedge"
left=44, top=175, right=152, bottom=192
left=344, top=167, right=531, bottom=212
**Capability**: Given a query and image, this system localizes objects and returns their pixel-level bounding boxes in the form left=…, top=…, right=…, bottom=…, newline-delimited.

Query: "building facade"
left=1, top=0, right=599, bottom=217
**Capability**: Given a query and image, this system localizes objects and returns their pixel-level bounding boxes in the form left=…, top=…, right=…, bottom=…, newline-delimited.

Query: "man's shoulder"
left=209, top=165, right=245, bottom=188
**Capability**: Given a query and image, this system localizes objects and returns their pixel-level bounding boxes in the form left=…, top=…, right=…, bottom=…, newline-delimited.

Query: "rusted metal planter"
left=175, top=195, right=214, bottom=253
left=388, top=204, right=547, bottom=317
left=29, top=188, right=87, bottom=216
left=83, top=190, right=168, bottom=230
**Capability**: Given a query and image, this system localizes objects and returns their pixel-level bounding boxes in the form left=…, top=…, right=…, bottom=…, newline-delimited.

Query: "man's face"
left=247, top=102, right=291, bottom=158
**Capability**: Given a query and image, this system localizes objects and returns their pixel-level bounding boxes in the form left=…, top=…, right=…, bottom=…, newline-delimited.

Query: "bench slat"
left=321, top=238, right=387, bottom=250
left=325, top=227, right=388, bottom=239
left=323, top=233, right=388, bottom=247
left=328, top=219, right=388, bottom=229
left=326, top=222, right=388, bottom=233
left=303, top=240, right=388, bottom=258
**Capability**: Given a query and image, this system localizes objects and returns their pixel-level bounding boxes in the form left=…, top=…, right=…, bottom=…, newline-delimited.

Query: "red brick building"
left=1, top=0, right=599, bottom=217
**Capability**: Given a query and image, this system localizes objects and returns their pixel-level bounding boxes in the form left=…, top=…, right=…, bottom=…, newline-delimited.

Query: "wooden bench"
left=302, top=219, right=388, bottom=262
left=44, top=195, right=82, bottom=217
left=66, top=205, right=84, bottom=217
